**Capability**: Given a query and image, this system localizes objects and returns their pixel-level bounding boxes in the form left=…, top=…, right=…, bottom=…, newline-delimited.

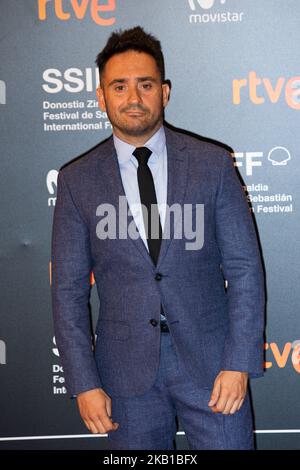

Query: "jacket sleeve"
left=51, top=169, right=103, bottom=396
left=215, top=151, right=265, bottom=378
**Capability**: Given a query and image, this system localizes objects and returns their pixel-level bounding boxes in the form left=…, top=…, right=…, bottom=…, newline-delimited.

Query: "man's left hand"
left=208, top=370, right=248, bottom=415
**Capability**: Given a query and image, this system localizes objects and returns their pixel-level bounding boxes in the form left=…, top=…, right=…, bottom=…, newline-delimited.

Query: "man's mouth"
left=125, top=111, right=145, bottom=117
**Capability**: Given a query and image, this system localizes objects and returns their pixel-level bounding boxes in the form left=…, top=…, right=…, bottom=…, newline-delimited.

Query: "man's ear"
left=162, top=82, right=170, bottom=108
left=96, top=86, right=106, bottom=112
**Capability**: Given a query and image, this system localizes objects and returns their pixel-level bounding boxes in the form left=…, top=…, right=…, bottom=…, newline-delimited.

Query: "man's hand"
left=208, top=370, right=248, bottom=415
left=77, top=388, right=119, bottom=434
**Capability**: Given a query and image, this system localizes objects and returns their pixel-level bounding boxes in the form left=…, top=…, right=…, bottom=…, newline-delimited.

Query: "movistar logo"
left=188, top=0, right=227, bottom=10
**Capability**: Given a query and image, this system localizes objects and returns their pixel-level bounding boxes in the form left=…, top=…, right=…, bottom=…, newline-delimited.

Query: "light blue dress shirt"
left=113, top=125, right=168, bottom=248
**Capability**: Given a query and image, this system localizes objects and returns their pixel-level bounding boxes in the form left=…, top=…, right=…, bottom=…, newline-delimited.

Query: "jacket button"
left=150, top=319, right=158, bottom=327
left=155, top=273, right=163, bottom=281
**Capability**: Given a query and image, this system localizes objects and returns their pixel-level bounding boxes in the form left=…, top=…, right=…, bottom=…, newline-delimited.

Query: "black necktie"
left=133, top=147, right=162, bottom=266
left=133, top=147, right=166, bottom=321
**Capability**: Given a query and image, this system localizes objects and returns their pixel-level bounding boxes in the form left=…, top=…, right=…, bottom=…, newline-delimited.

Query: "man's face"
left=96, top=50, right=169, bottom=141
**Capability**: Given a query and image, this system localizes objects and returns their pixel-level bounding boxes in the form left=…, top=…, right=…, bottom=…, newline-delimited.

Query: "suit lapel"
left=96, top=127, right=189, bottom=270
left=97, top=137, right=154, bottom=268
left=156, top=127, right=189, bottom=268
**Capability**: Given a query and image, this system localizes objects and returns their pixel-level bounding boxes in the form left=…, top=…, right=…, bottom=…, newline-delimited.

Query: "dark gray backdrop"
left=0, top=0, right=299, bottom=450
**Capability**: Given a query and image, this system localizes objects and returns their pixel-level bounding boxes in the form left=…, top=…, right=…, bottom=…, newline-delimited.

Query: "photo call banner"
left=0, top=0, right=299, bottom=450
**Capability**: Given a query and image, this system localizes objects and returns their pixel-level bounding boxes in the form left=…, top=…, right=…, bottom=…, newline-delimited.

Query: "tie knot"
left=133, top=147, right=152, bottom=166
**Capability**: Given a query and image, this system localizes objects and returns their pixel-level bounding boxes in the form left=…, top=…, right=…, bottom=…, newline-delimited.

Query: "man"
left=51, top=26, right=265, bottom=450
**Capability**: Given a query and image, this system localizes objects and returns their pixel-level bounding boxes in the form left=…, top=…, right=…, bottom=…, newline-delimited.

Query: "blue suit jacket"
left=51, top=126, right=265, bottom=397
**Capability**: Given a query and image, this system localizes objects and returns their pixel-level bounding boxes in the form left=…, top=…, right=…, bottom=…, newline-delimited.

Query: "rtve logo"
left=0, top=80, right=6, bottom=105
left=49, top=260, right=95, bottom=288
left=232, top=72, right=300, bottom=110
left=265, top=340, right=300, bottom=373
left=188, top=0, right=227, bottom=10
left=38, top=0, right=116, bottom=26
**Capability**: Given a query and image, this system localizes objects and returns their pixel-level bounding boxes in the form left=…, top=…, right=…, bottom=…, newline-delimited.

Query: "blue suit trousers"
left=107, top=331, right=254, bottom=450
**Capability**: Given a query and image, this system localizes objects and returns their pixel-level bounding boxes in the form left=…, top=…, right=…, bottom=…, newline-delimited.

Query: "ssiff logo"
left=38, top=0, right=116, bottom=26
left=233, top=146, right=291, bottom=176
left=0, top=80, right=6, bottom=105
left=42, top=67, right=99, bottom=94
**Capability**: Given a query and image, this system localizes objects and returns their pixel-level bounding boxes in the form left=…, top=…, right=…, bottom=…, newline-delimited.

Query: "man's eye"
left=115, top=85, right=125, bottom=91
left=141, top=83, right=152, bottom=90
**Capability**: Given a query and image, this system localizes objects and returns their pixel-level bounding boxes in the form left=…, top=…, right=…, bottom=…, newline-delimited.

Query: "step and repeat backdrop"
left=0, top=0, right=299, bottom=450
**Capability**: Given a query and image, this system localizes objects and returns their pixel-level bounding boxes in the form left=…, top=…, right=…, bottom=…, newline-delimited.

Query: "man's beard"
left=107, top=104, right=164, bottom=137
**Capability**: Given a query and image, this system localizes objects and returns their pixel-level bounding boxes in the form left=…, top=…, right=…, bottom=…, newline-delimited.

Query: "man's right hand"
left=76, top=388, right=119, bottom=434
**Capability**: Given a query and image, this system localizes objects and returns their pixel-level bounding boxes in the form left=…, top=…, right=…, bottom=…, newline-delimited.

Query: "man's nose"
left=127, top=85, right=142, bottom=104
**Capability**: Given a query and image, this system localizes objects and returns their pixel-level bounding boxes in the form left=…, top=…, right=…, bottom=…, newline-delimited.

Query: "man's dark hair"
left=95, top=26, right=165, bottom=84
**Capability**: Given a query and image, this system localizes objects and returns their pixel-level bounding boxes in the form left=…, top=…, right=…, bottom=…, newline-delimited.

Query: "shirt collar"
left=113, top=125, right=166, bottom=166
